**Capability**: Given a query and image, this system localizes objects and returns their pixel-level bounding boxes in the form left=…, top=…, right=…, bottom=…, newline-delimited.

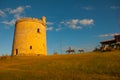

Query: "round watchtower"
left=12, top=16, right=47, bottom=56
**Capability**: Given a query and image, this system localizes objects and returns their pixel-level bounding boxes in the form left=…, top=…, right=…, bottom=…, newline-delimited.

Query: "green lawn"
left=0, top=51, right=120, bottom=80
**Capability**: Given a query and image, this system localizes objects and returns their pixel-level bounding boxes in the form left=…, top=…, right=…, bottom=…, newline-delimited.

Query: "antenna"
left=116, top=11, right=120, bottom=27
left=59, top=35, right=63, bottom=54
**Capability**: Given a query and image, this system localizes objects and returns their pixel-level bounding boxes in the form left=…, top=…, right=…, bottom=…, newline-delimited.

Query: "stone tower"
left=12, top=16, right=47, bottom=56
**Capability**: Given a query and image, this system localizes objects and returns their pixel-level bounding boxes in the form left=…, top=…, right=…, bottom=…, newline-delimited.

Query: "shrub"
left=53, top=52, right=59, bottom=55
left=0, top=54, right=9, bottom=60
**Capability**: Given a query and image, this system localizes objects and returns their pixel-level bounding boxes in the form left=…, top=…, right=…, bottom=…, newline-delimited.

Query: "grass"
left=0, top=51, right=120, bottom=80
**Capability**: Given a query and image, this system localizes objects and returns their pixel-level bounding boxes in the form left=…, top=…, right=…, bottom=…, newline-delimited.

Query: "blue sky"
left=0, top=0, right=120, bottom=55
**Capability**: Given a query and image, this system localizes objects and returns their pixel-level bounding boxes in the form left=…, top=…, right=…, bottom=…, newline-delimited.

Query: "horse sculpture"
left=78, top=49, right=84, bottom=53
left=66, top=47, right=75, bottom=54
left=66, top=49, right=75, bottom=54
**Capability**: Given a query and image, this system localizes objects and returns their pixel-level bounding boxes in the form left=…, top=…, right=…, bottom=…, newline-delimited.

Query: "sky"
left=0, top=0, right=120, bottom=55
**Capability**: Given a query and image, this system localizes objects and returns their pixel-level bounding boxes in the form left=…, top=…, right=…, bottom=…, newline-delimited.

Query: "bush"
left=53, top=52, right=58, bottom=55
left=0, top=54, right=9, bottom=60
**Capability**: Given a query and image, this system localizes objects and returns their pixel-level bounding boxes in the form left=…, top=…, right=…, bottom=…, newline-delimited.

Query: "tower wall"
left=12, top=17, right=47, bottom=56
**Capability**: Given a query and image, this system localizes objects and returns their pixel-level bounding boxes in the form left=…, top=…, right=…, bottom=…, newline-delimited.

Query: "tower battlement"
left=16, top=16, right=46, bottom=26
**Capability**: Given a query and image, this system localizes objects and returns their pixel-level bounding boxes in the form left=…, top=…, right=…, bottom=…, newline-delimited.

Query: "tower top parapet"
left=16, top=16, right=46, bottom=26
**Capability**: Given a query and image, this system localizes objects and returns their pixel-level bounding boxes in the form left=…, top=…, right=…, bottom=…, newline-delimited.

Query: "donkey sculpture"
left=78, top=49, right=84, bottom=53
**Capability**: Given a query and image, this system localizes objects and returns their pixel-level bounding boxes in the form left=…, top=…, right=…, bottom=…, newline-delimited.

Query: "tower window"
left=37, top=28, right=40, bottom=33
left=30, top=46, right=32, bottom=50
left=16, top=49, right=18, bottom=55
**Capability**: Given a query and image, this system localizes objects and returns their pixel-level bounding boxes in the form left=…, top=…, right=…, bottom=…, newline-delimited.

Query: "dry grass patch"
left=0, top=51, right=120, bottom=80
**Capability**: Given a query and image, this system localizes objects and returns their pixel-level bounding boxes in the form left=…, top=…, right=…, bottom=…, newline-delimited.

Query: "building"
left=100, top=34, right=120, bottom=51
left=12, top=16, right=47, bottom=56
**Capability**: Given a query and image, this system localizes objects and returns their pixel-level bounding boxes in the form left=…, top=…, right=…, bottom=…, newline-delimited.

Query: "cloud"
left=1, top=5, right=31, bottom=27
left=5, top=5, right=31, bottom=19
left=47, top=22, right=54, bottom=25
left=80, top=19, right=94, bottom=25
left=1, top=19, right=16, bottom=26
left=99, top=33, right=119, bottom=37
left=60, top=19, right=79, bottom=25
left=60, top=19, right=82, bottom=29
left=9, top=5, right=31, bottom=14
left=14, top=14, right=22, bottom=19
left=82, top=6, right=93, bottom=10
left=47, top=27, right=53, bottom=31
left=25, top=5, right=31, bottom=8
left=46, top=21, right=54, bottom=31
left=60, top=19, right=94, bottom=29
left=110, top=6, right=120, bottom=9
left=56, top=27, right=63, bottom=31
left=69, top=25, right=82, bottom=29
left=9, top=6, right=24, bottom=14
left=0, top=10, right=6, bottom=17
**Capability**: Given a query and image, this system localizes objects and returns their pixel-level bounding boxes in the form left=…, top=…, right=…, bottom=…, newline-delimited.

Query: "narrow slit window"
left=30, top=46, right=32, bottom=50
left=16, top=49, right=18, bottom=55
left=37, top=28, right=40, bottom=33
